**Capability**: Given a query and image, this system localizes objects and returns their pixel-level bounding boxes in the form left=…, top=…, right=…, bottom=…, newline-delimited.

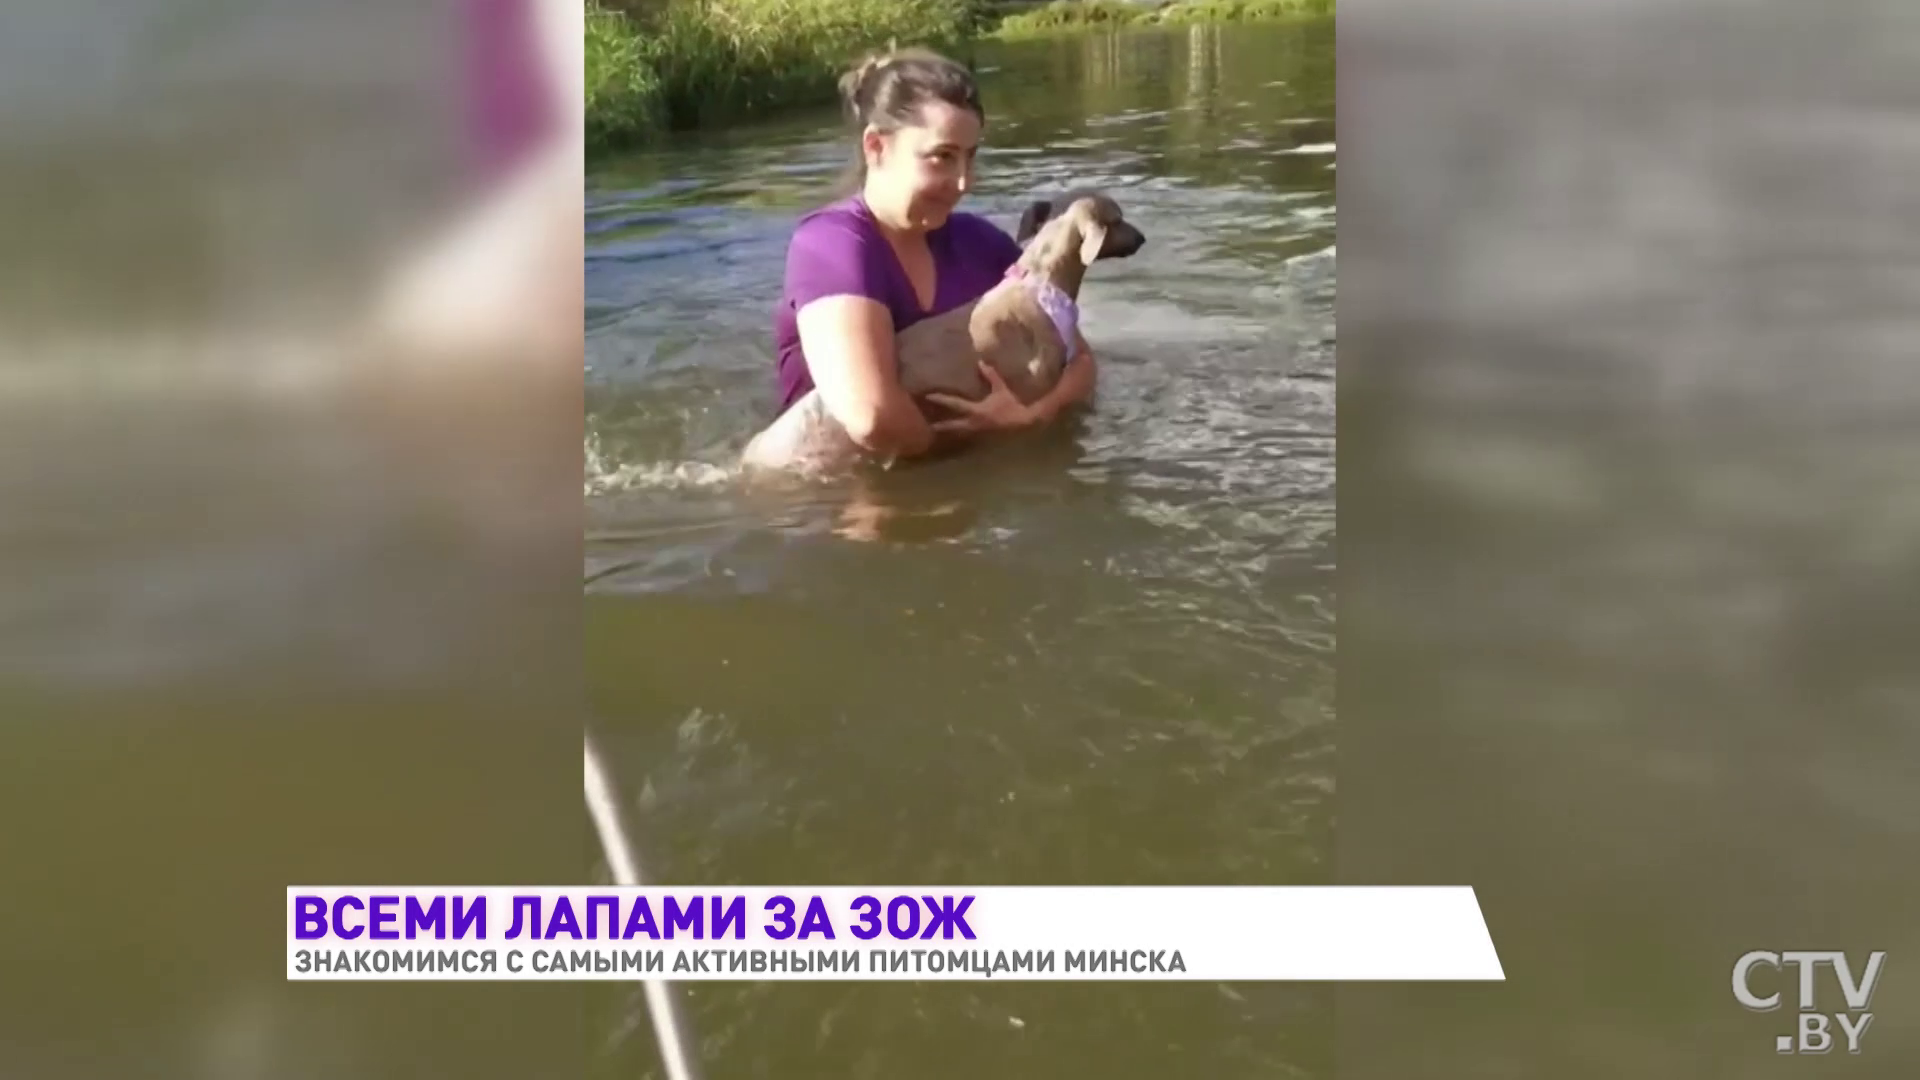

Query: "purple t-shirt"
left=773, top=195, right=1024, bottom=416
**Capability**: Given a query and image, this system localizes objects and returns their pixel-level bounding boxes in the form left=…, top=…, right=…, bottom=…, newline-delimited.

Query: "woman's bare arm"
left=796, top=296, right=937, bottom=458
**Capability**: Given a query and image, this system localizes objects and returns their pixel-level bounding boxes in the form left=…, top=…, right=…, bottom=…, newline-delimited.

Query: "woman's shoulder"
left=790, top=197, right=878, bottom=250
left=783, top=197, right=889, bottom=302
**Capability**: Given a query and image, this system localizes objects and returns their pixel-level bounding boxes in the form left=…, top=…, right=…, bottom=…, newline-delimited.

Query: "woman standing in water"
left=771, top=48, right=1099, bottom=461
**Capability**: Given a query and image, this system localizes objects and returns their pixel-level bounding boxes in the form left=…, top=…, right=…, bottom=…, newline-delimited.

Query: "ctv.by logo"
left=1733, top=950, right=1886, bottom=1054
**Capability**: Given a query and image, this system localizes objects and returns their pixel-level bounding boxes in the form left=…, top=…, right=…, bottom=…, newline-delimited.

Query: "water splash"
left=585, top=429, right=740, bottom=495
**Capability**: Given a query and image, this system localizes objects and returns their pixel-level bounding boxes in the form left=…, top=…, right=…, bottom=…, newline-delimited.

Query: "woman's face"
left=865, top=101, right=981, bottom=230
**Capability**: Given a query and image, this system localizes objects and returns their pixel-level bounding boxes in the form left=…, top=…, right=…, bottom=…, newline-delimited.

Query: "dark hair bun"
left=838, top=51, right=893, bottom=125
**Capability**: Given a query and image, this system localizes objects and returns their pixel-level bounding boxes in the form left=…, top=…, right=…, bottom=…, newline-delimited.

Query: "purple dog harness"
left=1005, top=265, right=1080, bottom=355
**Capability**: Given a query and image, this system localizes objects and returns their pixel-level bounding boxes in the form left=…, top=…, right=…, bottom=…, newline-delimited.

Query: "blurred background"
left=0, top=1, right=585, bottom=1077
left=1339, top=0, right=1920, bottom=1076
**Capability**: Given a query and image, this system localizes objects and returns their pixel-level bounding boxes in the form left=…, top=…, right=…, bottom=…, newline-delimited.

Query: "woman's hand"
left=924, top=363, right=1041, bottom=437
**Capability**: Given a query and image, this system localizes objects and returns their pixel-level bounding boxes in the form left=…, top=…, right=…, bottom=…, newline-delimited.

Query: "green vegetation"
left=586, top=0, right=974, bottom=155
left=585, top=0, right=1331, bottom=156
left=993, top=0, right=1331, bottom=38
left=586, top=2, right=664, bottom=151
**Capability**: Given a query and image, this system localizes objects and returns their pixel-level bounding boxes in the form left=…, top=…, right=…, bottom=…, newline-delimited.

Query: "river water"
left=585, top=19, right=1336, bottom=1080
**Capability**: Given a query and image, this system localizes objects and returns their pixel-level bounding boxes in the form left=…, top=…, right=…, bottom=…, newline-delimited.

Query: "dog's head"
left=1015, top=192, right=1146, bottom=266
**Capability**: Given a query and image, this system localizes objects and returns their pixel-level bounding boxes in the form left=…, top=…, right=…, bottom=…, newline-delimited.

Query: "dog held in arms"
left=740, top=192, right=1146, bottom=475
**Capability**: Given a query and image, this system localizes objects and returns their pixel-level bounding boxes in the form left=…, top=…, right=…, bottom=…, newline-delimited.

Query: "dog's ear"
left=1016, top=199, right=1053, bottom=244
left=1079, top=219, right=1109, bottom=265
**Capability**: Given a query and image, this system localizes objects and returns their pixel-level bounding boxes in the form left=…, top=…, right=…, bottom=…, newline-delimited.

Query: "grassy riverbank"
left=587, top=0, right=974, bottom=155
left=993, top=0, right=1331, bottom=37
left=586, top=0, right=1331, bottom=155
